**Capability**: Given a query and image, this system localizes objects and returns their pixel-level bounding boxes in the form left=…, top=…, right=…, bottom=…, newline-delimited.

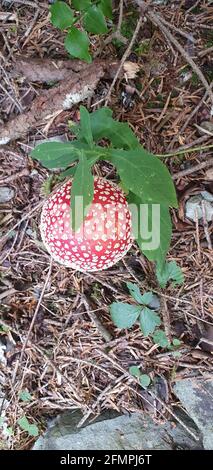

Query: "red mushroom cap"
left=40, top=177, right=133, bottom=271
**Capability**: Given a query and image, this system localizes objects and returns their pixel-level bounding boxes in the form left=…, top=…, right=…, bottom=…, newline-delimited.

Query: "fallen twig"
left=172, top=157, right=213, bottom=180
left=81, top=294, right=113, bottom=342
left=0, top=168, right=29, bottom=184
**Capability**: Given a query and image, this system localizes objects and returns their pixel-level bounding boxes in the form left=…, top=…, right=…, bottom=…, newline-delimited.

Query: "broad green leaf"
left=79, top=106, right=93, bottom=147
left=126, top=282, right=144, bottom=304
left=140, top=307, right=161, bottom=336
left=128, top=192, right=172, bottom=266
left=105, top=121, right=140, bottom=150
left=50, top=1, right=74, bottom=30
left=72, top=0, right=91, bottom=10
left=110, top=149, right=177, bottom=207
left=75, top=107, right=139, bottom=149
left=18, top=416, right=39, bottom=437
left=100, top=0, right=113, bottom=19
left=83, top=5, right=108, bottom=34
left=65, top=27, right=91, bottom=62
left=140, top=374, right=151, bottom=388
left=129, top=365, right=141, bottom=377
left=156, top=261, right=184, bottom=288
left=87, top=107, right=113, bottom=140
left=31, top=142, right=79, bottom=169
left=110, top=302, right=141, bottom=329
left=70, top=152, right=94, bottom=231
left=153, top=329, right=169, bottom=348
left=140, top=292, right=154, bottom=306
left=19, top=390, right=32, bottom=402
left=60, top=165, right=77, bottom=179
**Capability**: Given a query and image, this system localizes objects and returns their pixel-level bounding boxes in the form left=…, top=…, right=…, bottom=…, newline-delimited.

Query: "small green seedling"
left=19, top=390, right=33, bottom=402
left=50, top=1, right=112, bottom=62
left=18, top=416, right=39, bottom=437
left=110, top=282, right=182, bottom=350
left=129, top=365, right=151, bottom=389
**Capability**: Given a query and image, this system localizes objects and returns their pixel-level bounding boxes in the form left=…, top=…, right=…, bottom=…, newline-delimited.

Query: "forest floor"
left=0, top=0, right=212, bottom=449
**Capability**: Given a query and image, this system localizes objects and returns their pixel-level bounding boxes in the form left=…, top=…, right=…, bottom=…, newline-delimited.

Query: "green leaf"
left=100, top=0, right=113, bottom=19
left=50, top=1, right=74, bottom=30
left=60, top=165, right=77, bottom=179
left=153, top=329, right=169, bottom=348
left=83, top=5, right=108, bottom=34
left=126, top=282, right=144, bottom=304
left=140, top=292, right=154, bottom=306
left=70, top=152, right=94, bottom=231
left=110, top=302, right=141, bottom=329
left=31, top=142, right=79, bottom=169
left=172, top=351, right=181, bottom=358
left=156, top=261, right=184, bottom=288
left=129, top=365, right=141, bottom=378
left=110, top=148, right=177, bottom=207
left=128, top=192, right=172, bottom=266
left=65, top=27, right=91, bottom=62
left=72, top=0, right=91, bottom=10
left=18, top=416, right=39, bottom=437
left=140, top=374, right=151, bottom=388
left=172, top=338, right=181, bottom=347
left=19, top=390, right=32, bottom=402
left=75, top=107, right=139, bottom=149
left=79, top=106, right=93, bottom=147
left=140, top=307, right=161, bottom=336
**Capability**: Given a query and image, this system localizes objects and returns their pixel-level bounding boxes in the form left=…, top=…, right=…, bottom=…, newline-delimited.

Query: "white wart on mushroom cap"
left=40, top=177, right=133, bottom=271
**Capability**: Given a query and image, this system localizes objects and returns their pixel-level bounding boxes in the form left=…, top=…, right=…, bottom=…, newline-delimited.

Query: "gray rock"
left=185, top=193, right=213, bottom=223
left=174, top=378, right=213, bottom=450
left=148, top=294, right=161, bottom=311
left=33, top=410, right=201, bottom=450
left=0, top=187, right=15, bottom=203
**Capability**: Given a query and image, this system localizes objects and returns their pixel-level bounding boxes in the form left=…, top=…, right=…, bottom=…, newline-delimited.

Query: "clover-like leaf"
left=140, top=374, right=151, bottom=388
left=140, top=307, right=161, bottom=337
left=110, top=302, right=141, bottom=329
left=19, top=390, right=32, bottom=402
left=129, top=365, right=141, bottom=378
left=153, top=329, right=170, bottom=348
left=156, top=261, right=184, bottom=288
left=18, top=416, right=39, bottom=437
left=126, top=282, right=144, bottom=304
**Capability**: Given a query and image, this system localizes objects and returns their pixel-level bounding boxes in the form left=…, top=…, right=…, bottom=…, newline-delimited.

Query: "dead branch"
left=172, top=157, right=213, bottom=180
left=81, top=294, right=113, bottom=342
left=12, top=57, right=92, bottom=83
left=0, top=61, right=105, bottom=145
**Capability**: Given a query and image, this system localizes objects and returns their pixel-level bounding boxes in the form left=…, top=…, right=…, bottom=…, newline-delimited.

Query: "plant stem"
left=156, top=144, right=213, bottom=158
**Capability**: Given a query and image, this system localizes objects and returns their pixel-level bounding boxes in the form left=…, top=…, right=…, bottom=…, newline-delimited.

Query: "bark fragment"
left=0, top=62, right=105, bottom=145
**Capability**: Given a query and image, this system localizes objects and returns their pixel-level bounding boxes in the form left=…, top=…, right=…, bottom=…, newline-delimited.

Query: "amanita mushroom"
left=40, top=177, right=133, bottom=271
